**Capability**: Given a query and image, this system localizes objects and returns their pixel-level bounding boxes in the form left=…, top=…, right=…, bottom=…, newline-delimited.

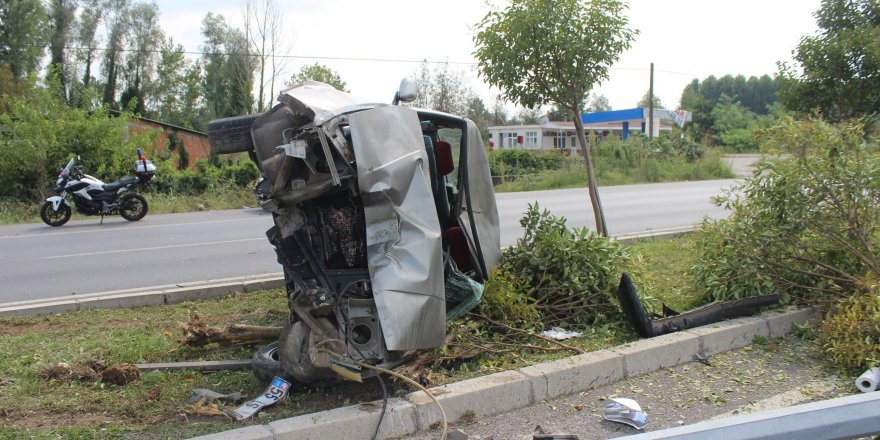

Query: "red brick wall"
left=127, top=120, right=210, bottom=169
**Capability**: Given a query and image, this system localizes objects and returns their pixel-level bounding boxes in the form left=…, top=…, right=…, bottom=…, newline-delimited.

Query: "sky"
left=154, top=0, right=822, bottom=113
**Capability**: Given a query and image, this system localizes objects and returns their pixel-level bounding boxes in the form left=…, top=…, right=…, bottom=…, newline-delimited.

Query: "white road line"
left=0, top=216, right=269, bottom=240
left=43, top=237, right=266, bottom=259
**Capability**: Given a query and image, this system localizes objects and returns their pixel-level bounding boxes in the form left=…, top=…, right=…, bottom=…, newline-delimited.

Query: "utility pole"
left=648, top=62, right=654, bottom=140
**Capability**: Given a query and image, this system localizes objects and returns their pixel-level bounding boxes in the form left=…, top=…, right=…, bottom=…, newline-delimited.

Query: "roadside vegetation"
left=490, top=133, right=733, bottom=192
left=0, top=227, right=697, bottom=439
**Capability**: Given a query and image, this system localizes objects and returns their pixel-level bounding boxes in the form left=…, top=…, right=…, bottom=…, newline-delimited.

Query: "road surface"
left=0, top=179, right=736, bottom=303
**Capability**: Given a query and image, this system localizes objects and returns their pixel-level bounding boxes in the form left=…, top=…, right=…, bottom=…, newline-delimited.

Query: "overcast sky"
left=154, top=0, right=821, bottom=112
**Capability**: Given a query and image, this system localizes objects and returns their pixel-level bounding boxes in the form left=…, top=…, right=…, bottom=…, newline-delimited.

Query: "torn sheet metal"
left=277, top=80, right=383, bottom=126
left=349, top=106, right=445, bottom=351
left=458, top=119, right=501, bottom=279
left=604, top=397, right=649, bottom=429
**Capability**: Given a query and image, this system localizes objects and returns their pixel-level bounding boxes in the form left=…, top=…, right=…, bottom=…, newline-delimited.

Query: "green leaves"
left=473, top=0, right=637, bottom=111
left=480, top=203, right=628, bottom=328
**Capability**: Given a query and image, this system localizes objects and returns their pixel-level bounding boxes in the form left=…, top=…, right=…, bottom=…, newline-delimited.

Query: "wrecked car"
left=208, top=80, right=500, bottom=384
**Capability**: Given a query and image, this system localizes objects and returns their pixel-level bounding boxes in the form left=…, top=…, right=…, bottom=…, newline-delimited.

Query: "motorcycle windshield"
left=348, top=106, right=446, bottom=351
left=61, top=158, right=74, bottom=175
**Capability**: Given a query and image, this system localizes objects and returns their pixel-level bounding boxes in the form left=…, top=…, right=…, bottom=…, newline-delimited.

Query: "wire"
left=317, top=347, right=449, bottom=440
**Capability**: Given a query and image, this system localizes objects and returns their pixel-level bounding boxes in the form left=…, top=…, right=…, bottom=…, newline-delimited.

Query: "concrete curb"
left=0, top=273, right=285, bottom=317
left=189, top=306, right=815, bottom=440
left=0, top=228, right=695, bottom=318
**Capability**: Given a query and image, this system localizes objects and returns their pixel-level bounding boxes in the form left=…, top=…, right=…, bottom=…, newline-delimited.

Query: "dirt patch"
left=101, top=364, right=140, bottom=385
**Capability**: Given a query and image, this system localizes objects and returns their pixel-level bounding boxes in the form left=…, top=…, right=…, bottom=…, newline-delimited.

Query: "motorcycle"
left=40, top=149, right=157, bottom=227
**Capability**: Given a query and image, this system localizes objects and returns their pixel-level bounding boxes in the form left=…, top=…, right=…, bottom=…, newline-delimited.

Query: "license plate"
left=231, top=377, right=292, bottom=420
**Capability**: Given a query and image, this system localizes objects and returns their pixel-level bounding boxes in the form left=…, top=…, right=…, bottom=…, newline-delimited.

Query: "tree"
left=286, top=63, right=348, bottom=91
left=0, top=0, right=48, bottom=80
left=120, top=1, right=163, bottom=113
left=47, top=0, right=78, bottom=103
left=243, top=0, right=289, bottom=112
left=151, top=37, right=203, bottom=128
left=100, top=0, right=130, bottom=107
left=474, top=0, right=637, bottom=236
left=585, top=94, right=611, bottom=113
left=411, top=61, right=474, bottom=116
left=636, top=90, right=662, bottom=108
left=516, top=106, right=545, bottom=124
left=778, top=0, right=880, bottom=121
left=201, top=13, right=257, bottom=119
left=72, top=0, right=104, bottom=107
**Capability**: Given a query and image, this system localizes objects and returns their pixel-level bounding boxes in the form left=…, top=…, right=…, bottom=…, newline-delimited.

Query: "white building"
left=486, top=108, right=692, bottom=154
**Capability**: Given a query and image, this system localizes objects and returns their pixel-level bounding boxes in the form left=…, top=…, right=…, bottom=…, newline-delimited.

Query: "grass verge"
left=494, top=150, right=734, bottom=193
left=0, top=236, right=713, bottom=439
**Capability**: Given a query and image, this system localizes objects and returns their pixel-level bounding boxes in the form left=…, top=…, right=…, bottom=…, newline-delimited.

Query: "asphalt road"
left=0, top=179, right=736, bottom=303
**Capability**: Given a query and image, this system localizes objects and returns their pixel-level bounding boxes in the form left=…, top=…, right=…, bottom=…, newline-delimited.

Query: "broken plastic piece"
left=617, top=273, right=780, bottom=337
left=539, top=327, right=583, bottom=340
left=856, top=367, right=880, bottom=393
left=603, top=397, right=649, bottom=430
left=187, top=389, right=243, bottom=404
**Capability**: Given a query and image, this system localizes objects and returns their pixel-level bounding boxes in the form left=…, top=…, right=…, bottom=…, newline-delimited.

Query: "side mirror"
left=393, top=77, right=417, bottom=105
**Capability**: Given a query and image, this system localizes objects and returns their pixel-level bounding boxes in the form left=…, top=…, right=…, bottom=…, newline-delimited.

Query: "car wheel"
left=251, top=341, right=293, bottom=387
left=40, top=201, right=71, bottom=226
left=207, top=113, right=262, bottom=154
left=278, top=321, right=343, bottom=386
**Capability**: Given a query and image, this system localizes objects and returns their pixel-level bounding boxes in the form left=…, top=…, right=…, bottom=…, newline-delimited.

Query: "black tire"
left=251, top=341, right=293, bottom=387
left=207, top=113, right=262, bottom=155
left=278, top=321, right=342, bottom=386
left=40, top=201, right=71, bottom=227
left=119, top=194, right=147, bottom=221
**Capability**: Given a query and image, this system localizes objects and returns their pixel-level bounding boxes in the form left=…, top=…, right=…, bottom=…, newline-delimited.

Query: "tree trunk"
left=573, top=109, right=608, bottom=236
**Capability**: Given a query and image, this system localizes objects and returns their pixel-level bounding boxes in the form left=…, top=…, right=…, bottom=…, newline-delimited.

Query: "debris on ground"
left=539, top=328, right=583, bottom=340
left=603, top=397, right=648, bottom=430
left=187, top=389, right=244, bottom=404
left=178, top=311, right=282, bottom=347
left=39, top=362, right=72, bottom=382
left=101, top=363, right=140, bottom=385
left=856, top=367, right=880, bottom=393
left=184, top=396, right=232, bottom=418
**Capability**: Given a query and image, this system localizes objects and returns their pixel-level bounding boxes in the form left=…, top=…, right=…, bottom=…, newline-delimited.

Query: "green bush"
left=488, top=149, right=564, bottom=176
left=819, top=289, right=880, bottom=372
left=691, top=117, right=880, bottom=306
left=480, top=203, right=628, bottom=329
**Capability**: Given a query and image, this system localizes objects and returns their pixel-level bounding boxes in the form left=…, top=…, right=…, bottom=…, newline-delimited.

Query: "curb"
left=0, top=273, right=284, bottom=317
left=189, top=307, right=815, bottom=440
left=0, top=228, right=695, bottom=318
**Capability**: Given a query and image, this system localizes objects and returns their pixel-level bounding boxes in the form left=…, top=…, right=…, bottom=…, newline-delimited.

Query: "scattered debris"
left=187, top=389, right=243, bottom=405
left=143, top=387, right=161, bottom=401
left=447, top=428, right=469, bottom=440
left=856, top=367, right=880, bottom=393
left=101, top=363, right=140, bottom=385
left=178, top=311, right=282, bottom=347
left=532, top=425, right=579, bottom=439
left=539, top=328, right=583, bottom=340
left=39, top=362, right=72, bottom=382
left=136, top=359, right=251, bottom=372
left=184, top=396, right=231, bottom=418
left=695, top=352, right=712, bottom=367
left=603, top=397, right=648, bottom=430
left=228, top=376, right=291, bottom=420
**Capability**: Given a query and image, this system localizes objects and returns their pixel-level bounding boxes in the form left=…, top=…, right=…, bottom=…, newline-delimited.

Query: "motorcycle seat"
left=102, top=176, right=139, bottom=192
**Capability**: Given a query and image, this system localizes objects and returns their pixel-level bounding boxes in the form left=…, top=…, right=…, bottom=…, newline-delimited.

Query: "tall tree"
left=101, top=0, right=130, bottom=107
left=243, top=0, right=288, bottom=111
left=0, top=0, right=48, bottom=79
left=72, top=0, right=104, bottom=106
left=151, top=36, right=203, bottom=128
left=120, top=1, right=163, bottom=113
left=778, top=0, right=880, bottom=121
left=474, top=0, right=637, bottom=236
left=412, top=61, right=474, bottom=116
left=47, top=0, right=78, bottom=103
left=585, top=94, right=611, bottom=113
left=201, top=13, right=256, bottom=119
left=636, top=90, right=663, bottom=108
left=286, top=63, right=348, bottom=91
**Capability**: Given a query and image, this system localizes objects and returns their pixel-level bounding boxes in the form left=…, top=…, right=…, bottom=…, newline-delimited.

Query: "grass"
left=0, top=185, right=257, bottom=225
left=493, top=149, right=734, bottom=193
left=0, top=237, right=705, bottom=439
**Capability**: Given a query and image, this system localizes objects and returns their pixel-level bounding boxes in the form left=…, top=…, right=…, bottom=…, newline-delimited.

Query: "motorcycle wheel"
left=119, top=194, right=148, bottom=221
left=278, top=321, right=343, bottom=386
left=40, top=201, right=71, bottom=227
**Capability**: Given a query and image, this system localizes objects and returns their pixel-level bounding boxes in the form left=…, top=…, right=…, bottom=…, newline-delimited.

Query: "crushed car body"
left=208, top=80, right=499, bottom=383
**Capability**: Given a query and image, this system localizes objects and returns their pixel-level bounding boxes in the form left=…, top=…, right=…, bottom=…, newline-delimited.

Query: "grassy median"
left=0, top=237, right=702, bottom=439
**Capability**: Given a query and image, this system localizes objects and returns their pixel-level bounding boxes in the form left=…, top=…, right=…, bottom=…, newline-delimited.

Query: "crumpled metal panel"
left=459, top=119, right=501, bottom=277
left=348, top=106, right=445, bottom=351
left=277, top=80, right=383, bottom=126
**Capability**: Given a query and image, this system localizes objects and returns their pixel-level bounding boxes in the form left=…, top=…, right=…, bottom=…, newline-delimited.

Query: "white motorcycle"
left=40, top=149, right=156, bottom=226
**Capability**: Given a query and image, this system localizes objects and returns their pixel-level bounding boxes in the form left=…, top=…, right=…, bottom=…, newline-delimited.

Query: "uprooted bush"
left=819, top=287, right=880, bottom=372
left=690, top=116, right=880, bottom=369
left=479, top=203, right=628, bottom=330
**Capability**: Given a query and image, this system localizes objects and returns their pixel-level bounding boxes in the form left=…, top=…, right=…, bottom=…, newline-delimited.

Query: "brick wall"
left=127, top=120, right=210, bottom=169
